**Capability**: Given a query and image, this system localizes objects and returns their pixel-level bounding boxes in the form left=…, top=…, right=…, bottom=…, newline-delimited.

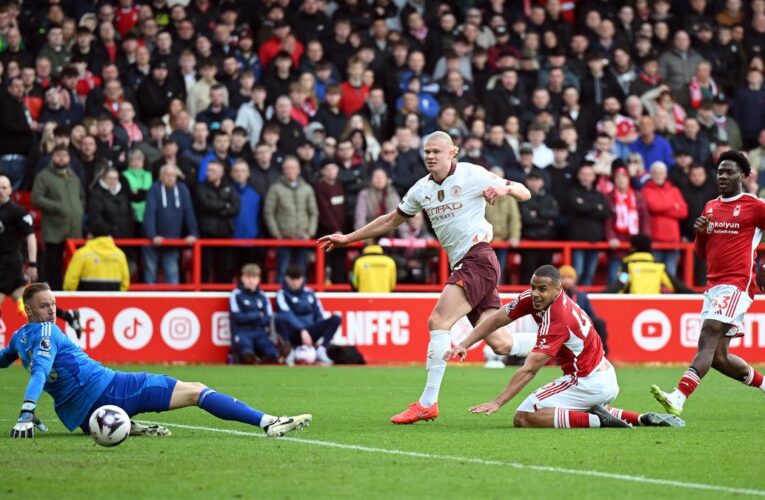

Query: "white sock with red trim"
left=419, top=330, right=451, bottom=407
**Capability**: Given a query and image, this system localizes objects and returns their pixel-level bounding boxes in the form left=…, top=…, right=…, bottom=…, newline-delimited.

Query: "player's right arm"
left=318, top=210, right=409, bottom=251
left=10, top=326, right=57, bottom=438
left=693, top=213, right=710, bottom=259
left=469, top=352, right=553, bottom=414
left=444, top=308, right=513, bottom=362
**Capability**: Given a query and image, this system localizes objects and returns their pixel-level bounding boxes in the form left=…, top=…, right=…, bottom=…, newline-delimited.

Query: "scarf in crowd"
left=639, top=71, right=661, bottom=86
left=671, top=103, right=687, bottom=133
left=613, top=188, right=639, bottom=235
left=688, top=76, right=718, bottom=109
left=122, top=121, right=143, bottom=144
left=99, top=178, right=122, bottom=196
left=365, top=186, right=399, bottom=222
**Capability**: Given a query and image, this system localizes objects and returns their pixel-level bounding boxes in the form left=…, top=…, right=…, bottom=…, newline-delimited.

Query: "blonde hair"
left=241, top=263, right=262, bottom=277
left=423, top=130, right=459, bottom=157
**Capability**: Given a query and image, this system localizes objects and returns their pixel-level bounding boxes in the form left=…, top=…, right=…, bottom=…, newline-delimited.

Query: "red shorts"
left=446, top=242, right=502, bottom=325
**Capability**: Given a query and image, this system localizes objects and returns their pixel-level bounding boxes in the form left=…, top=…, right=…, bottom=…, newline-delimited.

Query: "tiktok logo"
left=113, top=308, right=153, bottom=350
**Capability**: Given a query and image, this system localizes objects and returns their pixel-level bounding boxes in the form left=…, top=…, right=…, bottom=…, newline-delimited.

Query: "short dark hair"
left=718, top=149, right=751, bottom=177
left=533, top=265, right=561, bottom=284
left=23, top=282, right=51, bottom=304
left=630, top=233, right=652, bottom=253
left=285, top=264, right=305, bottom=279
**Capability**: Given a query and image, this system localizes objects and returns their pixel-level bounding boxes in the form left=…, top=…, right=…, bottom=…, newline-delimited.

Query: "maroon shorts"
left=446, top=242, right=502, bottom=325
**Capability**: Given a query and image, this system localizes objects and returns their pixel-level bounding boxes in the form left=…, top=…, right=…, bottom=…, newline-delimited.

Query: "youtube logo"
left=632, top=309, right=671, bottom=351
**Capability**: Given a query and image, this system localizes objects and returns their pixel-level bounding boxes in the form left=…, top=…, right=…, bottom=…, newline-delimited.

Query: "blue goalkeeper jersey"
left=0, top=322, right=116, bottom=431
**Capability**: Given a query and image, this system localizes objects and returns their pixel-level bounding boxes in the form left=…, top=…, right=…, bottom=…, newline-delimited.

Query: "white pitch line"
left=141, top=420, right=765, bottom=497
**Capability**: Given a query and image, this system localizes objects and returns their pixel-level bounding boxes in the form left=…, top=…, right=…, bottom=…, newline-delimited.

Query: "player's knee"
left=488, top=338, right=511, bottom=356
left=514, top=411, right=531, bottom=428
left=427, top=311, right=447, bottom=331
left=185, top=382, right=207, bottom=404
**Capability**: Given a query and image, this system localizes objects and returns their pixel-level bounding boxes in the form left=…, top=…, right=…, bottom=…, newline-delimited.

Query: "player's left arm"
left=474, top=165, right=531, bottom=203
left=469, top=352, right=552, bottom=414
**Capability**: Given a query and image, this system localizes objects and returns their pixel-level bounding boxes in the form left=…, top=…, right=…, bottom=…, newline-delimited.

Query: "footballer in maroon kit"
left=652, top=150, right=765, bottom=416
left=446, top=265, right=683, bottom=429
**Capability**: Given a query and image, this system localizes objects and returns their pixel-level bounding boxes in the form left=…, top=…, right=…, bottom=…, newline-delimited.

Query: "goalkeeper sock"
left=418, top=330, right=451, bottom=407
left=197, top=388, right=275, bottom=428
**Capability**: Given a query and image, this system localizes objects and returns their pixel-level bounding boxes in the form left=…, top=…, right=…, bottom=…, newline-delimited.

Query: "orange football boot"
left=390, top=401, right=439, bottom=424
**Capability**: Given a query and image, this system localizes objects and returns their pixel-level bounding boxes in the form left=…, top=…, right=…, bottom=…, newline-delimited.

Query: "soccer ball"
left=294, top=345, right=317, bottom=365
left=89, top=405, right=131, bottom=447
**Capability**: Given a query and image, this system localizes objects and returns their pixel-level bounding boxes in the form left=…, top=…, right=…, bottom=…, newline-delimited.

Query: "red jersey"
left=504, top=290, right=604, bottom=377
left=695, top=193, right=765, bottom=297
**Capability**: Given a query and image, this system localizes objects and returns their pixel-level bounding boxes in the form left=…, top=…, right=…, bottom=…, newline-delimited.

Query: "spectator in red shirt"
left=114, top=0, right=140, bottom=37
left=641, top=161, right=688, bottom=277
left=339, top=57, right=369, bottom=117
left=259, top=21, right=304, bottom=70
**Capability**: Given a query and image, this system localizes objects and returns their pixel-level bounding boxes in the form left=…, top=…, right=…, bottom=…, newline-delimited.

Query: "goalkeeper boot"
left=390, top=401, right=439, bottom=424
left=130, top=420, right=172, bottom=437
left=650, top=384, right=683, bottom=416
left=264, top=414, right=312, bottom=437
left=639, top=412, right=686, bottom=427
left=590, top=405, right=633, bottom=428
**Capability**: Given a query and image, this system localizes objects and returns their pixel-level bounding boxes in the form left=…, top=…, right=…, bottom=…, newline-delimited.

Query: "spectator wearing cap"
left=568, top=164, right=612, bottom=286
left=671, top=117, right=711, bottom=165
left=187, top=58, right=228, bottom=119
left=32, top=145, right=85, bottom=290
left=136, top=59, right=185, bottom=122
left=641, top=161, right=688, bottom=277
left=483, top=68, right=523, bottom=126
left=629, top=115, right=675, bottom=169
left=486, top=24, right=516, bottom=72
left=266, top=96, right=306, bottom=156
left=658, top=30, right=704, bottom=92
left=710, top=93, right=742, bottom=150
left=604, top=165, right=651, bottom=284
left=314, top=85, right=347, bottom=139
left=580, top=50, right=625, bottom=113
left=264, top=156, right=319, bottom=283
left=507, top=142, right=550, bottom=186
left=482, top=125, right=518, bottom=175
left=732, top=67, right=765, bottom=149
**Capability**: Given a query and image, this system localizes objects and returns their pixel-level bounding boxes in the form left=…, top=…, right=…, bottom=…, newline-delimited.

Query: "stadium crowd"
left=2, top=0, right=765, bottom=289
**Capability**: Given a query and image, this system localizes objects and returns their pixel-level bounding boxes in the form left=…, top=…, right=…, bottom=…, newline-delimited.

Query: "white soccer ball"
left=294, top=345, right=317, bottom=365
left=89, top=405, right=131, bottom=447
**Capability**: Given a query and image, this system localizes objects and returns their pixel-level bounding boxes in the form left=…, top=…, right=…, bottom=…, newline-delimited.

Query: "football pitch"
left=2, top=364, right=764, bottom=499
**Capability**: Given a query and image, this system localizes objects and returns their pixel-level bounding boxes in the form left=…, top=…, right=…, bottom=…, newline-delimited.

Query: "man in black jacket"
left=680, top=164, right=717, bottom=285
left=568, top=164, right=612, bottom=285
left=194, top=160, right=241, bottom=283
left=136, top=59, right=185, bottom=122
left=519, top=169, right=559, bottom=283
left=483, top=68, right=523, bottom=126
left=0, top=79, right=36, bottom=189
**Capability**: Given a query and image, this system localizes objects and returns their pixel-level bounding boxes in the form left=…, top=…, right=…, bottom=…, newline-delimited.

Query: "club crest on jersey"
left=451, top=185, right=462, bottom=197
left=733, top=205, right=741, bottom=217
left=437, top=190, right=445, bottom=202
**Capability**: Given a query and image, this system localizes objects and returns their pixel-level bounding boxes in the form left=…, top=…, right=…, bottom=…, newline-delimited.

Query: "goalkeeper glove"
left=9, top=401, right=48, bottom=439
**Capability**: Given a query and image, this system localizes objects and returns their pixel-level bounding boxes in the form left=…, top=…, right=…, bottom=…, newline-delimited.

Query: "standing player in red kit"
left=652, top=150, right=765, bottom=416
left=446, top=265, right=683, bottom=428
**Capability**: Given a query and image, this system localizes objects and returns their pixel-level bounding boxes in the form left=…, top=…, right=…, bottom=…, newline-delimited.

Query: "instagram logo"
left=160, top=308, right=200, bottom=350
left=211, top=312, right=230, bottom=346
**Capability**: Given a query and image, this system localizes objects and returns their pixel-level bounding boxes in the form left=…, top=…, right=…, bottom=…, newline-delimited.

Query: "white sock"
left=670, top=389, right=687, bottom=406
left=509, top=331, right=537, bottom=357
left=259, top=414, right=277, bottom=428
left=588, top=414, right=601, bottom=428
left=419, top=330, right=451, bottom=407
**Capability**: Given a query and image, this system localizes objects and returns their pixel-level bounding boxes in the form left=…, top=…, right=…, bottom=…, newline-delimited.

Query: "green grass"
left=2, top=364, right=764, bottom=499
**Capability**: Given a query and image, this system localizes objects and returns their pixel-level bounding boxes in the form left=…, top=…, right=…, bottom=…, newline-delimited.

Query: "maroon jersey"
left=695, top=193, right=765, bottom=298
left=504, top=290, right=604, bottom=377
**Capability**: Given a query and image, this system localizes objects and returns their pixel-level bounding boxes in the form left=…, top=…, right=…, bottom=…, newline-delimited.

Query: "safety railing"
left=65, top=237, right=712, bottom=293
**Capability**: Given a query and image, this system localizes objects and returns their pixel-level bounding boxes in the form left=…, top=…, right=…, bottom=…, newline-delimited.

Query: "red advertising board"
left=0, top=293, right=763, bottom=364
